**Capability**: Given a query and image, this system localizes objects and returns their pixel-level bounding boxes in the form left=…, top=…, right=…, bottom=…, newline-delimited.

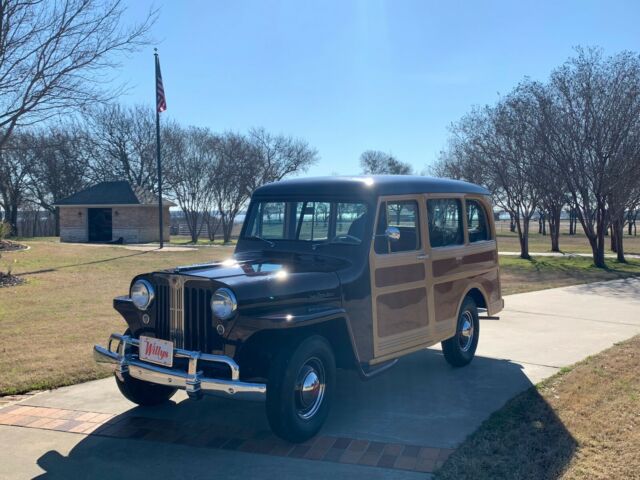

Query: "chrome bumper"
left=94, top=333, right=266, bottom=402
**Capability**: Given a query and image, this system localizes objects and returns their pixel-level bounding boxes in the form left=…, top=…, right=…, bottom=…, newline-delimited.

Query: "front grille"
left=154, top=276, right=216, bottom=352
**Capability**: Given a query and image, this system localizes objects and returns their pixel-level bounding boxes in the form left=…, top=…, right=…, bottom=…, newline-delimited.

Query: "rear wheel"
left=266, top=335, right=336, bottom=442
left=114, top=330, right=177, bottom=406
left=441, top=296, right=479, bottom=367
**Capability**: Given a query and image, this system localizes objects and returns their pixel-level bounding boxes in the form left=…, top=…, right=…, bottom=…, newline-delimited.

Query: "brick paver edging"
left=0, top=404, right=454, bottom=473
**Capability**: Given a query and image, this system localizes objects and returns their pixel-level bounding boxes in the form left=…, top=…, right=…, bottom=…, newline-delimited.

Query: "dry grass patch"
left=0, top=240, right=234, bottom=395
left=436, top=335, right=640, bottom=480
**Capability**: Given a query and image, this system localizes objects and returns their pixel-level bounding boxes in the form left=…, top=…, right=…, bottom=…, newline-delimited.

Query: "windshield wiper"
left=246, top=235, right=275, bottom=248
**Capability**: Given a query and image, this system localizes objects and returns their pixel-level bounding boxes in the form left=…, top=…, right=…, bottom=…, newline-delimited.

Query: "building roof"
left=253, top=175, right=490, bottom=198
left=55, top=181, right=176, bottom=207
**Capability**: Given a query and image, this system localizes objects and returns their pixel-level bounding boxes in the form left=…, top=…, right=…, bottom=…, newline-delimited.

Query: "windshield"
left=242, top=199, right=369, bottom=245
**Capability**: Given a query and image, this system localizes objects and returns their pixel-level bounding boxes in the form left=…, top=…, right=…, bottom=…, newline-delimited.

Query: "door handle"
left=417, top=253, right=429, bottom=260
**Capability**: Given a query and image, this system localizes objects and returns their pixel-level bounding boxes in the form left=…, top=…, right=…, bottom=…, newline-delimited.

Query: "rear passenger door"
left=424, top=195, right=468, bottom=340
left=370, top=196, right=431, bottom=361
left=425, top=195, right=497, bottom=341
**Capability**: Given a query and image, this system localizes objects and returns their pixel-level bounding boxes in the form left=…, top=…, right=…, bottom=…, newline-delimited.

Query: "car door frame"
left=426, top=193, right=499, bottom=342
left=369, top=194, right=432, bottom=363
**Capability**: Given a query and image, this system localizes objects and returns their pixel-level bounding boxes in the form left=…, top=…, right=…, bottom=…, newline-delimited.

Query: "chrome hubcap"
left=295, top=358, right=325, bottom=419
left=458, top=311, right=474, bottom=352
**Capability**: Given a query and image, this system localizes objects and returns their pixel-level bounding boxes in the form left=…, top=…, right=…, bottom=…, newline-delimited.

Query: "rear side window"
left=374, top=200, right=420, bottom=254
left=466, top=199, right=491, bottom=242
left=427, top=199, right=463, bottom=247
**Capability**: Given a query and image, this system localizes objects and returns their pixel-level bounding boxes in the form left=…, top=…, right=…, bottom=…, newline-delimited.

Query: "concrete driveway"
left=1, top=278, right=639, bottom=479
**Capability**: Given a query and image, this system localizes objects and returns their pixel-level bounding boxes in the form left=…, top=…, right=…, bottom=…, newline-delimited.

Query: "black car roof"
left=253, top=175, right=490, bottom=198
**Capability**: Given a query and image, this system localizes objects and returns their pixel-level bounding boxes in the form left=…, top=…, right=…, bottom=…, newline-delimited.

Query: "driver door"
left=370, top=196, right=431, bottom=361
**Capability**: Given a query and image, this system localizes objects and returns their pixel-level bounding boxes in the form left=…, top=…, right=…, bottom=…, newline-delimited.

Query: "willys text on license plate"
left=139, top=336, right=174, bottom=367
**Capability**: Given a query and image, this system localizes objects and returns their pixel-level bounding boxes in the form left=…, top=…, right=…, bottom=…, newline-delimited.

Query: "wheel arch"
left=235, top=317, right=359, bottom=377
left=457, top=284, right=488, bottom=316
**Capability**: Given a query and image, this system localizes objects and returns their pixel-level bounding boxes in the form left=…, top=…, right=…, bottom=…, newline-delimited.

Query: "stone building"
left=56, top=181, right=174, bottom=243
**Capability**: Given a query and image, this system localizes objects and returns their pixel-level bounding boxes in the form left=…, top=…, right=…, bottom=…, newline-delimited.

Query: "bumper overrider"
left=94, top=333, right=266, bottom=402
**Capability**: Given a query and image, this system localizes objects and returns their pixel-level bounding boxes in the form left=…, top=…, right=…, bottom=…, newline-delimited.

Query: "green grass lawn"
left=499, top=256, right=640, bottom=295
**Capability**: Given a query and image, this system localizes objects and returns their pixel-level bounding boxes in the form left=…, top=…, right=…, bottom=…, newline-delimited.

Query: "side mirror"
left=385, top=226, right=400, bottom=242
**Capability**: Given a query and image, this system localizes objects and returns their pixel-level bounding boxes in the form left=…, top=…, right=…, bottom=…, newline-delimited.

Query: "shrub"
left=0, top=221, right=10, bottom=240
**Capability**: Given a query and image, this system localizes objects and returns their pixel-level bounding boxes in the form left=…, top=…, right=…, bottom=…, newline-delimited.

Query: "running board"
left=358, top=359, right=399, bottom=380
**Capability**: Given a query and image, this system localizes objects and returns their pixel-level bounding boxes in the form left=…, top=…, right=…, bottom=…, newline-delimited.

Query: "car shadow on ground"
left=33, top=349, right=577, bottom=479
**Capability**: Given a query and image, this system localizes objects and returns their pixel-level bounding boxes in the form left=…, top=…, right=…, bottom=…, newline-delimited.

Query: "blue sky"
left=118, top=0, right=640, bottom=177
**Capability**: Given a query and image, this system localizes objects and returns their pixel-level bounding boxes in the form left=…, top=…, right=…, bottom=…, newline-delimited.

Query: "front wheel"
left=266, top=335, right=336, bottom=442
left=441, top=296, right=479, bottom=367
left=115, top=373, right=177, bottom=406
left=114, top=330, right=177, bottom=406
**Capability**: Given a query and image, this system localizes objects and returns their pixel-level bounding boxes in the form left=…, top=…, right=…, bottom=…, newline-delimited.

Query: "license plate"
left=139, top=336, right=173, bottom=367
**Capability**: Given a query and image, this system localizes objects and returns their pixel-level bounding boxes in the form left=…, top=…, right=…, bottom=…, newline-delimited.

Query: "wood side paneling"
left=433, top=280, right=466, bottom=323
left=375, top=263, right=425, bottom=288
left=376, top=287, right=428, bottom=337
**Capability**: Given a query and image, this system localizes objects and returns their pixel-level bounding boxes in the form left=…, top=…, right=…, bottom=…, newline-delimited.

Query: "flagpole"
left=155, top=49, right=164, bottom=249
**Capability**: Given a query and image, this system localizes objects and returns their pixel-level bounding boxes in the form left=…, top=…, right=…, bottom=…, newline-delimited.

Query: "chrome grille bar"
left=168, top=275, right=186, bottom=349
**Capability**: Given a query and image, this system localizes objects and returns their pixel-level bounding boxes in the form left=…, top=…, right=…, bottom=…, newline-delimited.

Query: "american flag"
left=155, top=53, right=167, bottom=113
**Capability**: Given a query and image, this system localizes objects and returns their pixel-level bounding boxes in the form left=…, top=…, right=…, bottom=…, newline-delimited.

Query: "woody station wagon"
left=95, top=175, right=504, bottom=442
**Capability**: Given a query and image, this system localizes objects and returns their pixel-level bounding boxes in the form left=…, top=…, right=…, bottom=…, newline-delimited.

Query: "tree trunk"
left=516, top=217, right=531, bottom=260
left=54, top=207, right=60, bottom=237
left=222, top=220, right=233, bottom=243
left=8, top=204, right=18, bottom=237
left=509, top=213, right=516, bottom=233
left=569, top=208, right=576, bottom=235
left=593, top=210, right=607, bottom=268
left=610, top=225, right=617, bottom=253
left=612, top=216, right=626, bottom=263
left=548, top=206, right=561, bottom=252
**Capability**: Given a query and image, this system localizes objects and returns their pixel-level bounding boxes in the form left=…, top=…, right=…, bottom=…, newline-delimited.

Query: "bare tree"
left=212, top=132, right=255, bottom=243
left=360, top=150, right=413, bottom=175
left=246, top=127, right=318, bottom=194
left=532, top=157, right=566, bottom=252
left=84, top=104, right=157, bottom=192
left=441, top=92, right=541, bottom=259
left=28, top=126, right=91, bottom=235
left=0, top=0, right=156, bottom=150
left=0, top=132, right=37, bottom=234
left=531, top=48, right=640, bottom=267
left=163, top=124, right=216, bottom=243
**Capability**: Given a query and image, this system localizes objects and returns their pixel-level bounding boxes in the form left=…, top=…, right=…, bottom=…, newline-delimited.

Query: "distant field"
left=494, top=220, right=640, bottom=255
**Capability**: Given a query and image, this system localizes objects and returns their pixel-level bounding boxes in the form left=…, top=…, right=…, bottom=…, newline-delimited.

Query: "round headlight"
left=211, top=288, right=237, bottom=320
left=131, top=279, right=154, bottom=310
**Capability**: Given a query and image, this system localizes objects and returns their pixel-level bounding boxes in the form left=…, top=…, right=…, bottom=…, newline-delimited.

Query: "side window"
left=427, top=199, right=463, bottom=248
left=466, top=199, right=491, bottom=242
left=374, top=200, right=420, bottom=254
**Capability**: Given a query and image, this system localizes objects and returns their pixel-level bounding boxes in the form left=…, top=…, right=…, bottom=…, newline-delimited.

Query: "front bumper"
left=94, top=333, right=266, bottom=402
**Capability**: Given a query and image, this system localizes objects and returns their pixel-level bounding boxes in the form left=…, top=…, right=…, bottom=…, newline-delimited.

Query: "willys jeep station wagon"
left=94, top=175, right=504, bottom=442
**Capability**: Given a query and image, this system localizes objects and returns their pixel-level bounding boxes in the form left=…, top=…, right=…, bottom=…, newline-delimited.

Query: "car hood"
left=162, top=251, right=346, bottom=314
